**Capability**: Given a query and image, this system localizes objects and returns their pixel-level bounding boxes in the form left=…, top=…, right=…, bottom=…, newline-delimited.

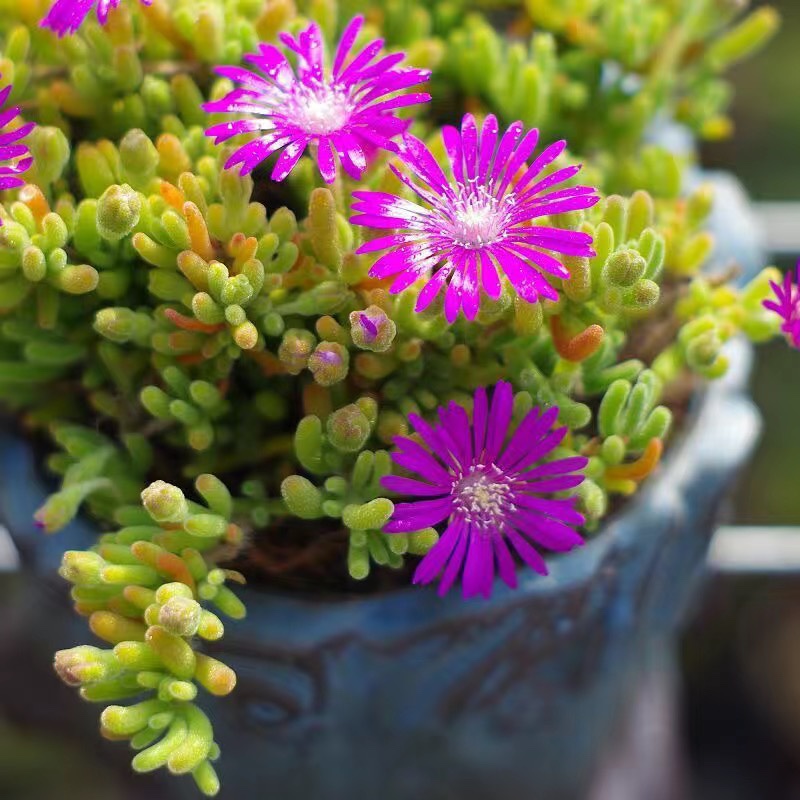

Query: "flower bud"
left=278, top=328, right=316, bottom=374
left=96, top=184, right=142, bottom=242
left=308, top=342, right=349, bottom=386
left=54, top=646, right=115, bottom=687
left=326, top=403, right=371, bottom=452
left=141, top=480, right=189, bottom=524
left=350, top=306, right=397, bottom=352
left=626, top=279, right=660, bottom=310
left=603, top=250, right=646, bottom=288
left=158, top=596, right=202, bottom=637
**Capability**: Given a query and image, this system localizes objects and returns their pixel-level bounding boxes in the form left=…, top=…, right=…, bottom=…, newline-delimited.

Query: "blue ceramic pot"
left=0, top=173, right=765, bottom=799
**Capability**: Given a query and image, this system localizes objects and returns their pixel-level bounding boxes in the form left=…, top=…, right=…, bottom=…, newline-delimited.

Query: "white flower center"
left=448, top=186, right=512, bottom=249
left=452, top=463, right=514, bottom=533
left=288, top=82, right=353, bottom=135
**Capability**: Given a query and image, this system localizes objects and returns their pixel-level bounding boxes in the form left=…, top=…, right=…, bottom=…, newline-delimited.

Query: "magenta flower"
left=764, top=262, right=800, bottom=349
left=351, top=113, right=600, bottom=323
left=382, top=382, right=587, bottom=599
left=203, top=16, right=431, bottom=184
left=0, top=81, right=34, bottom=226
left=41, top=0, right=152, bottom=37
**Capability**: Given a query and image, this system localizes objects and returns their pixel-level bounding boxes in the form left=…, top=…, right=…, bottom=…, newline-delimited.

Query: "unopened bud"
left=54, top=645, right=116, bottom=687
left=603, top=250, right=646, bottom=287
left=278, top=328, right=316, bottom=374
left=326, top=403, right=370, bottom=452
left=96, top=184, right=142, bottom=241
left=141, top=480, right=189, bottom=524
left=158, top=596, right=202, bottom=637
left=308, top=342, right=349, bottom=386
left=627, top=279, right=660, bottom=310
left=350, top=305, right=397, bottom=352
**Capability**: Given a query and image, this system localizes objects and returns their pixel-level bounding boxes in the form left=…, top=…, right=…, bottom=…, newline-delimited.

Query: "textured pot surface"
left=0, top=338, right=760, bottom=800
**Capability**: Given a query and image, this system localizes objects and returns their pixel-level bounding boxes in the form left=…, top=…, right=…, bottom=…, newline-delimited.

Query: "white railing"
left=754, top=201, right=800, bottom=258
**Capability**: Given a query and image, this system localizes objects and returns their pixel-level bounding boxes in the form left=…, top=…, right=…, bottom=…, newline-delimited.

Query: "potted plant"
left=0, top=0, right=794, bottom=797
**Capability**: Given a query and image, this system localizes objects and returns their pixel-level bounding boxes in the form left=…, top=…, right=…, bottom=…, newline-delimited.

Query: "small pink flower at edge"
left=41, top=0, right=153, bottom=37
left=0, top=79, right=34, bottom=227
left=764, top=262, right=800, bottom=349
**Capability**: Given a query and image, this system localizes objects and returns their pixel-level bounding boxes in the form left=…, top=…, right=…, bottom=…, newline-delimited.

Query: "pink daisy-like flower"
left=382, top=382, right=587, bottom=599
left=41, top=0, right=152, bottom=37
left=764, top=262, right=800, bottom=349
left=203, top=16, right=431, bottom=184
left=0, top=80, right=34, bottom=227
left=350, top=113, right=600, bottom=323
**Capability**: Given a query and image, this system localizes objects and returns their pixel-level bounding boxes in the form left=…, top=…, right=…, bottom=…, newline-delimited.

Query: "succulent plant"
left=0, top=0, right=790, bottom=795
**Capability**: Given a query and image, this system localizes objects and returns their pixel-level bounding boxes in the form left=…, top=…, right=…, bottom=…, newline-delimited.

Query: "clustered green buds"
left=52, top=475, right=244, bottom=797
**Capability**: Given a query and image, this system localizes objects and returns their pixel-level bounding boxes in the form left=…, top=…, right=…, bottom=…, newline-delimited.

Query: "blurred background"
left=685, top=0, right=800, bottom=797
left=0, top=1, right=798, bottom=798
